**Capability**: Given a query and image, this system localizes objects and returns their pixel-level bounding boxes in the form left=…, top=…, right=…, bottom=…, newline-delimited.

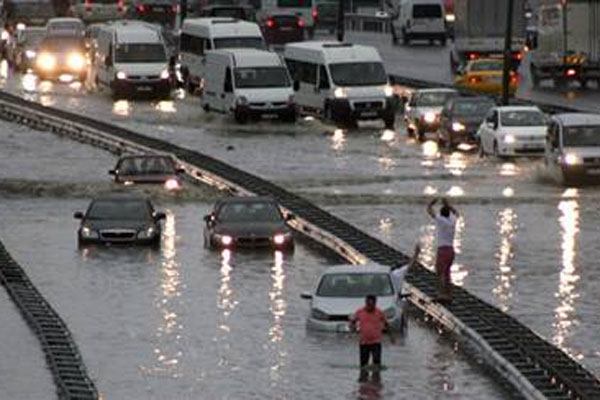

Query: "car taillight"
left=312, top=7, right=318, bottom=20
left=266, top=18, right=275, bottom=28
left=117, top=0, right=124, bottom=12
left=468, top=52, right=479, bottom=60
left=468, top=76, right=481, bottom=84
left=512, top=51, right=523, bottom=60
left=169, top=4, right=178, bottom=13
left=85, top=0, right=91, bottom=11
left=566, top=68, right=577, bottom=77
left=298, top=18, right=305, bottom=27
left=137, top=3, right=146, bottom=13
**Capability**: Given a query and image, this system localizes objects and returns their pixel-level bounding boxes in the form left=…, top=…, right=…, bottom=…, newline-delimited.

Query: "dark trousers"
left=360, top=343, right=382, bottom=367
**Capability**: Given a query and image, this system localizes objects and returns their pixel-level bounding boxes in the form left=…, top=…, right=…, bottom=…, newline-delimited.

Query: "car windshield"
left=213, top=37, right=266, bottom=50
left=217, top=202, right=282, bottom=223
left=471, top=61, right=503, bottom=71
left=117, top=157, right=175, bottom=175
left=317, top=273, right=394, bottom=297
left=208, top=8, right=247, bottom=18
left=501, top=110, right=546, bottom=127
left=39, top=37, right=85, bottom=52
left=416, top=92, right=455, bottom=106
left=413, top=4, right=442, bottom=18
left=234, top=67, right=290, bottom=88
left=115, top=43, right=166, bottom=63
left=452, top=100, right=494, bottom=116
left=48, top=21, right=83, bottom=35
left=329, top=62, right=387, bottom=86
left=23, top=30, right=45, bottom=45
left=87, top=199, right=151, bottom=220
left=563, top=125, right=600, bottom=147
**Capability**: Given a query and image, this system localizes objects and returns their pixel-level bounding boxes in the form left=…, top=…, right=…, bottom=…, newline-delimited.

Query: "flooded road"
left=0, top=118, right=508, bottom=398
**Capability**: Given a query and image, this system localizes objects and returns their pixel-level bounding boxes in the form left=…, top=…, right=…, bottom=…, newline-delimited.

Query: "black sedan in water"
left=109, top=155, right=185, bottom=191
left=74, top=193, right=165, bottom=246
left=204, top=197, right=295, bottom=251
left=438, top=96, right=496, bottom=150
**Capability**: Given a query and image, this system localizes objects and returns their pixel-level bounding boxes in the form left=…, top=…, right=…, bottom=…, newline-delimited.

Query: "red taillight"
left=468, top=76, right=481, bottom=84
left=85, top=0, right=91, bottom=11
left=117, top=0, right=124, bottom=12
left=512, top=51, right=523, bottom=60
left=266, top=18, right=275, bottom=28
left=468, top=52, right=479, bottom=60
left=137, top=3, right=146, bottom=13
left=298, top=18, right=305, bottom=27
left=169, top=4, right=178, bottom=13
left=312, top=7, right=318, bottom=20
left=566, top=68, right=577, bottom=77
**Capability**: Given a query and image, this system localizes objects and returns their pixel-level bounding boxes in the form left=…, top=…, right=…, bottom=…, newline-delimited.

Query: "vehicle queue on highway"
left=3, top=0, right=600, bottom=374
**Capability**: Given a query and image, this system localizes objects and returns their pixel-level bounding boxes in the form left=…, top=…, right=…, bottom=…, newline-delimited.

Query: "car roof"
left=494, top=105, right=542, bottom=112
left=321, top=265, right=391, bottom=275
left=93, top=193, right=150, bottom=202
left=553, top=113, right=600, bottom=126
left=217, top=196, right=277, bottom=204
left=416, top=88, right=457, bottom=94
left=451, top=96, right=494, bottom=103
left=118, top=154, right=173, bottom=160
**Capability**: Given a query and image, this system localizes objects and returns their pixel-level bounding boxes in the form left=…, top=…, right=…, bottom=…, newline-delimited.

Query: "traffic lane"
left=0, top=283, right=55, bottom=398
left=0, top=198, right=509, bottom=399
left=329, top=196, right=600, bottom=374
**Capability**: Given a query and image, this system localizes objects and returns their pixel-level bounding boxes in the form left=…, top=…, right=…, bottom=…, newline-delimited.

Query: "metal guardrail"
left=0, top=89, right=599, bottom=399
left=0, top=241, right=98, bottom=400
left=345, top=13, right=392, bottom=33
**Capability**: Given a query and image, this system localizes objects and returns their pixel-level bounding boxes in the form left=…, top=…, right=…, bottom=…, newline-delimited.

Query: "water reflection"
left=331, top=129, right=346, bottom=152
left=113, top=100, right=131, bottom=116
left=444, top=152, right=466, bottom=176
left=0, top=59, right=8, bottom=81
left=377, top=156, right=396, bottom=171
left=151, top=211, right=183, bottom=377
left=499, top=162, right=517, bottom=177
left=268, top=251, right=287, bottom=384
left=423, top=185, right=438, bottom=196
left=554, top=199, right=581, bottom=359
left=380, top=129, right=396, bottom=143
left=502, top=187, right=514, bottom=198
left=21, top=73, right=37, bottom=92
left=446, top=186, right=464, bottom=197
left=494, top=208, right=517, bottom=311
left=155, top=100, right=176, bottom=113
left=422, top=140, right=439, bottom=159
left=217, top=248, right=237, bottom=366
left=451, top=217, right=467, bottom=287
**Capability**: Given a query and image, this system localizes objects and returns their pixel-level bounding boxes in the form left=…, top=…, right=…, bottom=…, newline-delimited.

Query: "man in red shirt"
left=349, top=295, right=392, bottom=369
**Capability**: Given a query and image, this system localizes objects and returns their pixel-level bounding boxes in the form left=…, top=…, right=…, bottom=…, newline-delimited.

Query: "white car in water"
left=477, top=106, right=549, bottom=158
left=301, top=265, right=406, bottom=333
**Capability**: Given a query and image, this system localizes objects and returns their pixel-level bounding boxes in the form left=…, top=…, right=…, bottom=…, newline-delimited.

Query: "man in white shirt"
left=390, top=244, right=421, bottom=296
left=427, top=197, right=459, bottom=303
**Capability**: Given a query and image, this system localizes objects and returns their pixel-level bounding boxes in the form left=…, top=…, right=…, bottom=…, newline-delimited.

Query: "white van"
left=283, top=41, right=398, bottom=128
left=93, top=21, right=171, bottom=99
left=202, top=49, right=296, bottom=123
left=179, top=17, right=266, bottom=93
left=395, top=0, right=446, bottom=46
left=545, top=113, right=600, bottom=186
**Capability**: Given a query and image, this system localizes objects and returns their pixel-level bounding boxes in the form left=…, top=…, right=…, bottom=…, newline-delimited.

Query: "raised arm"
left=426, top=198, right=438, bottom=219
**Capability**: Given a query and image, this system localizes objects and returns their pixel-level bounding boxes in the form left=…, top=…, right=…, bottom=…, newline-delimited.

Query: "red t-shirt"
left=353, top=307, right=386, bottom=345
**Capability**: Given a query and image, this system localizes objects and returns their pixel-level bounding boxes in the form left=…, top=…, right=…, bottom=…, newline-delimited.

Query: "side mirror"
left=154, top=212, right=167, bottom=221
left=108, top=169, right=116, bottom=175
left=300, top=292, right=313, bottom=300
left=293, top=80, right=300, bottom=92
left=286, top=214, right=296, bottom=221
left=73, top=211, right=84, bottom=219
left=224, top=81, right=233, bottom=93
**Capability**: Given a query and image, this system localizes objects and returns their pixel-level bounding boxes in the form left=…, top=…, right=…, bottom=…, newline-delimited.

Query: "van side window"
left=224, top=67, right=232, bottom=92
left=286, top=59, right=298, bottom=80
left=284, top=59, right=316, bottom=85
left=181, top=33, right=204, bottom=55
left=318, top=65, right=330, bottom=89
left=548, top=122, right=559, bottom=149
left=205, top=39, right=213, bottom=50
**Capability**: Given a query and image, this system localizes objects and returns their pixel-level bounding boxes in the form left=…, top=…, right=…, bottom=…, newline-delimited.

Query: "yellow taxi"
left=454, top=58, right=519, bottom=95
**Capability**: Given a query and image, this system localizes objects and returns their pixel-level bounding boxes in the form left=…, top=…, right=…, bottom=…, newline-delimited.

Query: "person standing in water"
left=427, top=197, right=459, bottom=303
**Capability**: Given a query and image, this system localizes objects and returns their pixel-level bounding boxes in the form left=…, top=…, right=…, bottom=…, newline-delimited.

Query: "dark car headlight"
left=214, top=233, right=233, bottom=246
left=81, top=226, right=98, bottom=239
left=137, top=226, right=157, bottom=239
left=311, top=308, right=329, bottom=321
left=273, top=232, right=292, bottom=245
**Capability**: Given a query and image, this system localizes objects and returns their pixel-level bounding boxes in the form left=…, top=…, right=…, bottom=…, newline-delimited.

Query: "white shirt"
left=391, top=264, right=409, bottom=294
left=435, top=214, right=457, bottom=248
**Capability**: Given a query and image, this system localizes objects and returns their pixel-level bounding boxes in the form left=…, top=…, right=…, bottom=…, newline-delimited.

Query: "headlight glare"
left=563, top=153, right=582, bottom=165
left=504, top=134, right=516, bottom=144
left=273, top=233, right=287, bottom=245
left=25, top=50, right=36, bottom=59
left=116, top=71, right=127, bottom=80
left=160, top=68, right=170, bottom=80
left=221, top=235, right=233, bottom=246
left=423, top=112, right=437, bottom=124
left=67, top=52, right=85, bottom=71
left=81, top=227, right=98, bottom=239
left=164, top=178, right=180, bottom=191
left=452, top=121, right=466, bottom=132
left=334, top=87, right=347, bottom=99
left=383, top=85, right=394, bottom=97
left=137, top=226, right=156, bottom=239
left=36, top=52, right=56, bottom=71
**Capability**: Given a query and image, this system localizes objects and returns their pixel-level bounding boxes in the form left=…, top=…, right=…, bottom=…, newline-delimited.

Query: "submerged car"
left=11, top=27, right=45, bottom=72
left=545, top=113, right=600, bottom=186
left=477, top=106, right=548, bottom=158
left=109, top=155, right=185, bottom=191
left=438, top=96, right=496, bottom=149
left=34, top=35, right=87, bottom=81
left=204, top=196, right=294, bottom=251
left=404, top=88, right=458, bottom=140
left=74, top=193, right=165, bottom=246
left=301, top=265, right=406, bottom=332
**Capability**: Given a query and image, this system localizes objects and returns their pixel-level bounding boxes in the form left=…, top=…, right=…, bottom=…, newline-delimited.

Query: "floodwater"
left=0, top=117, right=508, bottom=399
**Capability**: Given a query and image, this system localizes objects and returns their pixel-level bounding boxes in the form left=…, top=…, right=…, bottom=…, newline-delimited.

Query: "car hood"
left=452, top=115, right=487, bottom=125
left=416, top=106, right=443, bottom=116
left=500, top=126, right=547, bottom=137
left=343, top=85, right=388, bottom=99
left=312, top=296, right=396, bottom=315
left=118, top=173, right=178, bottom=183
left=235, top=87, right=293, bottom=102
left=561, top=147, right=600, bottom=157
left=214, top=221, right=289, bottom=237
left=114, top=62, right=168, bottom=76
left=83, top=219, right=152, bottom=231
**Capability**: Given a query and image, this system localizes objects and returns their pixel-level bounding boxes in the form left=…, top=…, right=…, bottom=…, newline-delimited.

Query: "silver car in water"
left=301, top=265, right=406, bottom=333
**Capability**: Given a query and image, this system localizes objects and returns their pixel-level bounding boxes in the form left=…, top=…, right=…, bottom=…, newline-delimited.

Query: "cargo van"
left=179, top=17, right=266, bottom=93
left=202, top=49, right=296, bottom=123
left=283, top=41, right=398, bottom=128
left=395, top=0, right=447, bottom=46
left=93, top=21, right=171, bottom=99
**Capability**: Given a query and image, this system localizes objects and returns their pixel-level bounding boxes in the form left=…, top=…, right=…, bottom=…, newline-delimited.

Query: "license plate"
left=523, top=143, right=540, bottom=149
left=137, top=86, right=153, bottom=92
left=280, top=27, right=293, bottom=31
left=262, top=114, right=278, bottom=119
left=586, top=168, right=600, bottom=175
left=361, top=111, right=377, bottom=117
